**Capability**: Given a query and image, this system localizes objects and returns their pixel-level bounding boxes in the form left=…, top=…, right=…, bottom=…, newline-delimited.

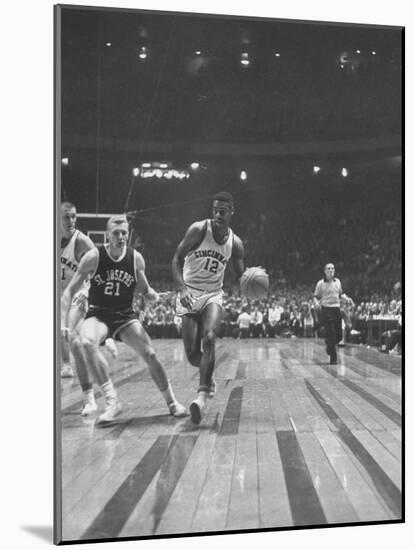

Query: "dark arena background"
left=56, top=5, right=403, bottom=544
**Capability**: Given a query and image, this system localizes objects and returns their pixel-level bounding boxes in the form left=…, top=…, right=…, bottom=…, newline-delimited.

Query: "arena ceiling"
left=60, top=6, right=402, bottom=145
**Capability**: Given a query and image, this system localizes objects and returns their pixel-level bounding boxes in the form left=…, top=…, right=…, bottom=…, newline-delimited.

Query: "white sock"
left=101, top=380, right=116, bottom=400
left=197, top=390, right=208, bottom=406
left=84, top=389, right=95, bottom=402
left=161, top=381, right=176, bottom=405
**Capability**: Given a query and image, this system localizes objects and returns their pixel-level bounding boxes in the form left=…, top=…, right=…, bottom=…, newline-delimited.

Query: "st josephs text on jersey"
left=94, top=269, right=135, bottom=287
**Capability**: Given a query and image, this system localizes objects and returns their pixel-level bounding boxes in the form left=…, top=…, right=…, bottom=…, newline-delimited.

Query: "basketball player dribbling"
left=172, top=192, right=245, bottom=424
left=62, top=215, right=187, bottom=423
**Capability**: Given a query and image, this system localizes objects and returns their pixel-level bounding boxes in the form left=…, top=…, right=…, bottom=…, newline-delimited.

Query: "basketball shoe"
left=189, top=394, right=207, bottom=424
left=81, top=391, right=98, bottom=416
left=61, top=362, right=74, bottom=378
left=168, top=401, right=188, bottom=418
left=97, top=398, right=122, bottom=424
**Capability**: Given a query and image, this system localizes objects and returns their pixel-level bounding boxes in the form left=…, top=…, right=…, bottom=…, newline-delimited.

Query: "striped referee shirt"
left=314, top=278, right=343, bottom=308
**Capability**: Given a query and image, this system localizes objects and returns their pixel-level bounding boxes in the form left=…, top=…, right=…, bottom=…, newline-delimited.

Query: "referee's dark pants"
left=321, top=307, right=342, bottom=361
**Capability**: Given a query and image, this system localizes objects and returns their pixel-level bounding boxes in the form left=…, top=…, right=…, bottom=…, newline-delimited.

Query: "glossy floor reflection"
left=58, top=338, right=402, bottom=542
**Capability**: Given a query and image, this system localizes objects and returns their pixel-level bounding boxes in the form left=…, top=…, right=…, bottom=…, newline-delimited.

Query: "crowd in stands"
left=134, top=279, right=402, bottom=354
left=235, top=179, right=401, bottom=294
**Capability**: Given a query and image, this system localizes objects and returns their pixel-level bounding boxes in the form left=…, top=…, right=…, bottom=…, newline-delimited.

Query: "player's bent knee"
left=81, top=337, right=99, bottom=354
left=70, top=335, right=82, bottom=351
left=202, top=330, right=216, bottom=348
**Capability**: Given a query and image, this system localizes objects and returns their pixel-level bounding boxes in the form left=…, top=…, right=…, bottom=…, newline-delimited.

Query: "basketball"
left=240, top=267, right=269, bottom=300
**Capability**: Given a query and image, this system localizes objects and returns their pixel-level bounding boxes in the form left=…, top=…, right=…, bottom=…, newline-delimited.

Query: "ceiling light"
left=240, top=52, right=250, bottom=66
left=139, top=46, right=148, bottom=60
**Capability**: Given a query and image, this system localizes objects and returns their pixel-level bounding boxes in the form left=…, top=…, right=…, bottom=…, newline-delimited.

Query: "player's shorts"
left=85, top=306, right=139, bottom=341
left=175, top=287, right=224, bottom=317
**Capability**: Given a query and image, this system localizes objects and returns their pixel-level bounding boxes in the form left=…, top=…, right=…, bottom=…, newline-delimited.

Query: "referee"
left=313, top=263, right=354, bottom=364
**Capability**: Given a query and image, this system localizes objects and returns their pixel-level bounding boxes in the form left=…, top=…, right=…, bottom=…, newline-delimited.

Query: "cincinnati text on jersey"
left=193, top=249, right=227, bottom=265
left=93, top=269, right=135, bottom=287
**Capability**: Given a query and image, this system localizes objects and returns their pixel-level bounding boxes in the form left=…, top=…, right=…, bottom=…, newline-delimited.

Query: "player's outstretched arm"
left=61, top=248, right=98, bottom=328
left=231, top=235, right=245, bottom=281
left=133, top=251, right=158, bottom=301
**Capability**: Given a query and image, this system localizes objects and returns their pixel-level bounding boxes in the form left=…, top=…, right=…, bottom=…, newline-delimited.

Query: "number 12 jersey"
left=183, top=219, right=234, bottom=293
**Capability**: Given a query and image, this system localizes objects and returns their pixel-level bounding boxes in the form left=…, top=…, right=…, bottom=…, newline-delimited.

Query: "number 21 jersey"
left=183, top=220, right=234, bottom=293
left=88, top=245, right=137, bottom=311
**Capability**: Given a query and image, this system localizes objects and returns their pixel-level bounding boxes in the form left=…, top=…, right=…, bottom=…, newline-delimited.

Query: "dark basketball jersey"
left=88, top=245, right=137, bottom=311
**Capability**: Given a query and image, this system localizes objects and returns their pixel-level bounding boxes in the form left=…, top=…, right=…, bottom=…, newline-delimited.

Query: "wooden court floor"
left=59, top=338, right=402, bottom=542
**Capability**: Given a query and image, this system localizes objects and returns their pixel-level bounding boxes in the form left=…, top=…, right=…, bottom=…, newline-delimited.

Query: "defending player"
left=60, top=202, right=106, bottom=416
left=62, top=215, right=187, bottom=423
left=172, top=192, right=245, bottom=424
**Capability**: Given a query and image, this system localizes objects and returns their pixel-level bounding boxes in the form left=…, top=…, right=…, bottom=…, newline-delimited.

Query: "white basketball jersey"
left=61, top=230, right=84, bottom=291
left=183, top=220, right=234, bottom=292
